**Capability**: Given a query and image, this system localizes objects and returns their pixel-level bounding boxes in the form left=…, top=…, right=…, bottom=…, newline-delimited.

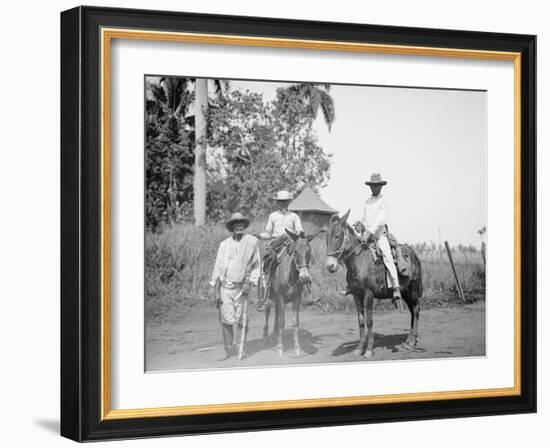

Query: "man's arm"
left=247, top=243, right=262, bottom=286
left=242, top=239, right=261, bottom=295
left=367, top=200, right=389, bottom=238
left=258, top=213, right=274, bottom=240
left=209, top=241, right=225, bottom=287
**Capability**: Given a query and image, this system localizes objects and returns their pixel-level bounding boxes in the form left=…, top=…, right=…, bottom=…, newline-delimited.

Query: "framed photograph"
left=60, top=6, right=536, bottom=442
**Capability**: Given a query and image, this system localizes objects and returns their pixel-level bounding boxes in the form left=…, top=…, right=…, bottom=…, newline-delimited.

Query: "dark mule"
left=263, top=229, right=320, bottom=357
left=325, top=210, right=423, bottom=358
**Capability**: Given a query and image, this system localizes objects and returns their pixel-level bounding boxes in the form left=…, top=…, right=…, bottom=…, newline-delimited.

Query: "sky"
left=229, top=79, right=487, bottom=247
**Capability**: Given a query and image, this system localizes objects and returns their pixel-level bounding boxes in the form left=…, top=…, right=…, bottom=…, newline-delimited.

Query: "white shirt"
left=260, top=210, right=304, bottom=239
left=209, top=234, right=261, bottom=287
left=362, top=194, right=389, bottom=237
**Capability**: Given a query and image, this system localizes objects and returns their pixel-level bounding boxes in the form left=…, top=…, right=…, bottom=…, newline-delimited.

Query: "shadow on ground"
left=245, top=328, right=321, bottom=358
left=331, top=332, right=409, bottom=356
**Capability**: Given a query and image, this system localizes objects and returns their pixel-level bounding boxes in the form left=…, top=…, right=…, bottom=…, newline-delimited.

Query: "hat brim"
left=225, top=218, right=250, bottom=232
left=273, top=197, right=292, bottom=201
left=364, top=181, right=387, bottom=186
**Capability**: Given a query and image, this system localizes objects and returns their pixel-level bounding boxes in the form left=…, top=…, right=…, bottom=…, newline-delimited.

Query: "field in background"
left=145, top=222, right=486, bottom=323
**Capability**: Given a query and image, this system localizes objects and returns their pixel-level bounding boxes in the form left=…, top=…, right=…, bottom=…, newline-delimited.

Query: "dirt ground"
left=145, top=301, right=485, bottom=371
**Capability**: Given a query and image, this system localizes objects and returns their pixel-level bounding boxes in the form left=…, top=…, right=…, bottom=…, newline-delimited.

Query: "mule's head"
left=286, top=229, right=321, bottom=284
left=325, top=209, right=350, bottom=273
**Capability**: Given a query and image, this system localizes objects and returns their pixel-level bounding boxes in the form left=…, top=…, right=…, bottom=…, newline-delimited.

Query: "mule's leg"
left=272, top=296, right=280, bottom=342
left=403, top=287, right=420, bottom=347
left=276, top=296, right=285, bottom=356
left=263, top=300, right=271, bottom=341
left=364, top=290, right=375, bottom=358
left=402, top=292, right=414, bottom=345
left=292, top=291, right=302, bottom=357
left=353, top=293, right=366, bottom=357
left=410, top=288, right=420, bottom=346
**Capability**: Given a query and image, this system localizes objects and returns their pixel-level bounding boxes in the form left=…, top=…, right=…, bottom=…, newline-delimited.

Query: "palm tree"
left=193, top=79, right=228, bottom=227
left=147, top=77, right=193, bottom=123
left=280, top=83, right=335, bottom=130
left=147, top=77, right=194, bottom=225
left=193, top=79, right=208, bottom=227
left=148, top=77, right=229, bottom=227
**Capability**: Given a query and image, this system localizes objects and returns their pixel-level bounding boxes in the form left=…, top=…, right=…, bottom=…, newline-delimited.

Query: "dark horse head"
left=285, top=229, right=322, bottom=285
left=325, top=209, right=351, bottom=273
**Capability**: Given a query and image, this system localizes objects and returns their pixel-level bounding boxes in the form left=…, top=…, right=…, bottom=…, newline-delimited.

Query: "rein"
left=326, top=224, right=361, bottom=264
left=286, top=242, right=311, bottom=289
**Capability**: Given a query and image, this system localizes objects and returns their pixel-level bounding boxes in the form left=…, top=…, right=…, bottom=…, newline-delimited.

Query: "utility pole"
left=438, top=227, right=442, bottom=261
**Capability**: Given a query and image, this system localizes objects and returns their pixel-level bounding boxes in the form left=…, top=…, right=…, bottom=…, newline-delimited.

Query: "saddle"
left=258, top=235, right=292, bottom=309
left=364, top=232, right=410, bottom=278
left=262, top=234, right=291, bottom=274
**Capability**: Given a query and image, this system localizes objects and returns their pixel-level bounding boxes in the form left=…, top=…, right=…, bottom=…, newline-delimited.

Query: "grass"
left=145, top=222, right=486, bottom=322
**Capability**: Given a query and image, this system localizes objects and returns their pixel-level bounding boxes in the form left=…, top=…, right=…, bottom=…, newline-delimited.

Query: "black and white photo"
left=144, top=76, right=487, bottom=371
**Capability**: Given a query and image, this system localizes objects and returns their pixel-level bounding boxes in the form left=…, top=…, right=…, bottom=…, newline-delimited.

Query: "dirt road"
left=145, top=301, right=485, bottom=371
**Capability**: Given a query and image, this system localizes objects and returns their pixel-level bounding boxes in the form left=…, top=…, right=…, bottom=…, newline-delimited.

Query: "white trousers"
left=377, top=235, right=400, bottom=289
left=220, top=286, right=245, bottom=325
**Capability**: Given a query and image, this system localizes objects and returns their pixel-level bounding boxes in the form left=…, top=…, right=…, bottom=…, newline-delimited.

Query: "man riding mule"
left=254, top=190, right=305, bottom=312
left=261, top=228, right=320, bottom=357
left=325, top=208, right=423, bottom=358
left=358, top=173, right=406, bottom=307
left=210, top=212, right=261, bottom=359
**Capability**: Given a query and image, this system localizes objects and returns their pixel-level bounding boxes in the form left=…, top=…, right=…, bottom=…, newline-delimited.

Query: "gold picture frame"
left=61, top=5, right=536, bottom=441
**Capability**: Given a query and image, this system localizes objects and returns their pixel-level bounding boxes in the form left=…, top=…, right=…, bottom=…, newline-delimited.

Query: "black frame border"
left=61, top=5, right=536, bottom=442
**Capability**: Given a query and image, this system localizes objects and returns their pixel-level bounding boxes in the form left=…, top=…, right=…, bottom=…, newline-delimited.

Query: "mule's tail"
left=405, top=244, right=423, bottom=298
left=417, top=253, right=423, bottom=297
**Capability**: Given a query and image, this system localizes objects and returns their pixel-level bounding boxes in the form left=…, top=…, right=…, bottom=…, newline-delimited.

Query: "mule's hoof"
left=353, top=349, right=362, bottom=357
left=364, top=350, right=373, bottom=358
left=276, top=346, right=284, bottom=357
left=295, top=348, right=302, bottom=357
left=401, top=342, right=425, bottom=353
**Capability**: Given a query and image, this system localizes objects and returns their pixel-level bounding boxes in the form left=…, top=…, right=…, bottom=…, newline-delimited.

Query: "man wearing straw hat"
left=253, top=190, right=305, bottom=311
left=210, top=212, right=261, bottom=359
left=361, top=173, right=403, bottom=304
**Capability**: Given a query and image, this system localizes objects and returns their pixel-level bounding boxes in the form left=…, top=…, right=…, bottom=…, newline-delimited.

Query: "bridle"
left=290, top=242, right=311, bottom=270
left=287, top=241, right=312, bottom=289
left=326, top=224, right=358, bottom=264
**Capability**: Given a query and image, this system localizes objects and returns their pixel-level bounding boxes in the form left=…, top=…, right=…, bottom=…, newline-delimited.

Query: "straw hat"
left=225, top=212, right=250, bottom=232
left=273, top=190, right=293, bottom=201
left=364, top=173, right=387, bottom=186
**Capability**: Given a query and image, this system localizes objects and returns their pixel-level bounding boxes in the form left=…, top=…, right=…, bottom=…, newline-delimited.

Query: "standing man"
left=361, top=173, right=402, bottom=304
left=210, top=212, right=261, bottom=359
left=254, top=190, right=305, bottom=311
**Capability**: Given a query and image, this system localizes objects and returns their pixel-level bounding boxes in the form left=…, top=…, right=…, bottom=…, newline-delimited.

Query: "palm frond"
left=319, top=90, right=335, bottom=130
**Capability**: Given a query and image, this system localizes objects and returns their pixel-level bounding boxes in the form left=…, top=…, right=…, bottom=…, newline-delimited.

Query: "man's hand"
left=211, top=283, right=221, bottom=307
left=241, top=282, right=252, bottom=296
left=360, top=230, right=374, bottom=245
left=252, top=233, right=261, bottom=239
left=353, top=220, right=366, bottom=235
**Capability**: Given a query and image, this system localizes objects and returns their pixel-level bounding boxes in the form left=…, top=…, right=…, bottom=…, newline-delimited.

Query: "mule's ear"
left=285, top=229, right=299, bottom=241
left=306, top=229, right=323, bottom=242
left=340, top=209, right=351, bottom=223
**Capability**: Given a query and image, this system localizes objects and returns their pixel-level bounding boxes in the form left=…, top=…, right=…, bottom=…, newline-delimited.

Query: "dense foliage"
left=145, top=77, right=334, bottom=230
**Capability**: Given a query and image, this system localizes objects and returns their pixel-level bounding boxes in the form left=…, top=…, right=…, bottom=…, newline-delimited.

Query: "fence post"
left=444, top=241, right=466, bottom=303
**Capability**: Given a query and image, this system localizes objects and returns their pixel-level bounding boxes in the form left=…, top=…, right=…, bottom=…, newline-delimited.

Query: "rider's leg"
left=378, top=235, right=402, bottom=300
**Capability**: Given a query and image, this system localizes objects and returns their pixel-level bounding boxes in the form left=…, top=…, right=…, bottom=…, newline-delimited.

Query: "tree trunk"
left=194, top=78, right=208, bottom=226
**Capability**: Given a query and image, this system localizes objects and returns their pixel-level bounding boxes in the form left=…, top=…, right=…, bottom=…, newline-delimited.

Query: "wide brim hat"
left=273, top=190, right=293, bottom=201
left=225, top=212, right=250, bottom=232
left=364, top=173, right=387, bottom=186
